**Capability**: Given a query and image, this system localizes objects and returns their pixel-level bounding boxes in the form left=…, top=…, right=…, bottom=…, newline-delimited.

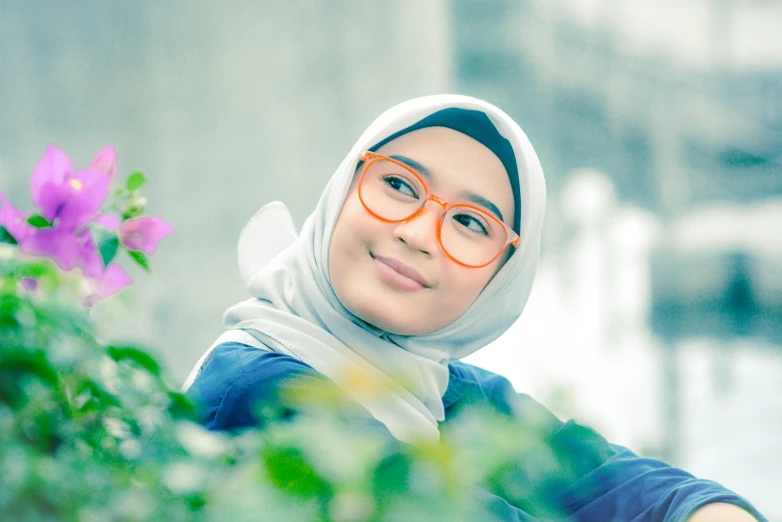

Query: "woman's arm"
left=447, top=362, right=768, bottom=522
left=543, top=421, right=767, bottom=522
left=688, top=502, right=759, bottom=522
left=497, top=388, right=767, bottom=521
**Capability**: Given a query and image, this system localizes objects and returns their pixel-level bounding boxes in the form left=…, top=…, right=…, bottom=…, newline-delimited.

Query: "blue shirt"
left=187, top=342, right=766, bottom=522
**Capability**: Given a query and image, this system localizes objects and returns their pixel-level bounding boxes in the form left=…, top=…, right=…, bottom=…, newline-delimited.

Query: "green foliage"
left=0, top=250, right=579, bottom=522
left=92, top=226, right=120, bottom=267
left=26, top=215, right=53, bottom=229
left=107, top=345, right=162, bottom=377
left=126, top=171, right=147, bottom=192
left=1, top=225, right=18, bottom=244
left=127, top=250, right=150, bottom=272
left=121, top=196, right=146, bottom=221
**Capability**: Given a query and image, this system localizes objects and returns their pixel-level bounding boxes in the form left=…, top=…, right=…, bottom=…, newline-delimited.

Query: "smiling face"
left=328, top=126, right=516, bottom=335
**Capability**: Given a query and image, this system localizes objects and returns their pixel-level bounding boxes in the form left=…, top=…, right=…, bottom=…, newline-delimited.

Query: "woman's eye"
left=453, top=213, right=490, bottom=236
left=383, top=175, right=418, bottom=198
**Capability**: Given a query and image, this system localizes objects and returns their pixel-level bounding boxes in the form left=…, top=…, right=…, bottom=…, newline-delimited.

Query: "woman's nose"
left=392, top=202, right=443, bottom=255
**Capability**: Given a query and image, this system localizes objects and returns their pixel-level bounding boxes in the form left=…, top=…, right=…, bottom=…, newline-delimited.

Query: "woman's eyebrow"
left=462, top=192, right=505, bottom=223
left=390, top=154, right=432, bottom=178
left=389, top=154, right=506, bottom=222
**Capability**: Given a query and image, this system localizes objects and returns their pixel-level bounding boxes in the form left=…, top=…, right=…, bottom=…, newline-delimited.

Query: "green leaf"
left=26, top=215, right=53, bottom=228
left=91, top=226, right=120, bottom=267
left=127, top=250, right=150, bottom=272
left=18, top=260, right=56, bottom=278
left=263, top=446, right=331, bottom=499
left=372, top=452, right=411, bottom=492
left=77, top=379, right=122, bottom=409
left=0, top=349, right=59, bottom=387
left=126, top=171, right=146, bottom=191
left=107, top=345, right=162, bottom=376
left=99, top=237, right=119, bottom=267
left=167, top=391, right=199, bottom=420
left=0, top=226, right=18, bottom=245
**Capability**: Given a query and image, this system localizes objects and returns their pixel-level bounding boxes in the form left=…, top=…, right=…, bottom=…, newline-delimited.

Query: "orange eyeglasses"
left=357, top=151, right=520, bottom=268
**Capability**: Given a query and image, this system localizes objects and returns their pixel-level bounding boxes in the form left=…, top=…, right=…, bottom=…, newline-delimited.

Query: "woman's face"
left=329, top=126, right=516, bottom=335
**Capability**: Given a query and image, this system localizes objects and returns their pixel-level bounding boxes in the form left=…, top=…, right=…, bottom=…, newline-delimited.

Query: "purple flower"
left=94, top=213, right=120, bottom=230
left=20, top=227, right=103, bottom=278
left=84, top=263, right=133, bottom=307
left=18, top=145, right=116, bottom=277
left=21, top=277, right=38, bottom=292
left=88, top=145, right=119, bottom=184
left=8, top=144, right=169, bottom=308
left=30, top=145, right=110, bottom=231
left=120, top=216, right=173, bottom=255
left=0, top=191, right=32, bottom=242
left=18, top=228, right=79, bottom=271
left=75, top=229, right=104, bottom=278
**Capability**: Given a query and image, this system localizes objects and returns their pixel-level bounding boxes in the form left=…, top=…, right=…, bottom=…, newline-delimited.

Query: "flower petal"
left=120, top=216, right=174, bottom=255
left=85, top=263, right=133, bottom=305
left=18, top=227, right=103, bottom=278
left=21, top=277, right=38, bottom=292
left=0, top=191, right=32, bottom=242
left=35, top=182, right=69, bottom=223
left=31, top=145, right=72, bottom=214
left=75, top=228, right=104, bottom=279
left=56, top=169, right=110, bottom=230
left=94, top=213, right=120, bottom=230
left=19, top=228, right=81, bottom=271
left=89, top=145, right=119, bottom=184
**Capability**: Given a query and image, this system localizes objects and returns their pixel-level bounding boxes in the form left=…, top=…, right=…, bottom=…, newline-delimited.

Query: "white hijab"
left=182, top=95, right=547, bottom=443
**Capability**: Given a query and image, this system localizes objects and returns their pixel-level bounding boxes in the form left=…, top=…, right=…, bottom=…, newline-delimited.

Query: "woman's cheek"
left=344, top=197, right=381, bottom=240
left=446, top=264, right=496, bottom=306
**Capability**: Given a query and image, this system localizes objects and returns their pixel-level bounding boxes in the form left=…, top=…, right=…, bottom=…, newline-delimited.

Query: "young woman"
left=183, top=95, right=765, bottom=521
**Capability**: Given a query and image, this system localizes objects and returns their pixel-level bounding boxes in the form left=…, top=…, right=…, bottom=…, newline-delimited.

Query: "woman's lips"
left=372, top=254, right=430, bottom=291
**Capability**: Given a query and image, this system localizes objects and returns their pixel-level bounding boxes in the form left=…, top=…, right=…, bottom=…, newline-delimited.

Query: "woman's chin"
left=353, top=302, right=404, bottom=334
left=333, top=251, right=437, bottom=335
left=357, top=299, right=443, bottom=336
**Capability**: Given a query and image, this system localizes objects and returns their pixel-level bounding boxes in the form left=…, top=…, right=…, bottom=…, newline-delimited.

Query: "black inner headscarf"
left=368, top=107, right=521, bottom=234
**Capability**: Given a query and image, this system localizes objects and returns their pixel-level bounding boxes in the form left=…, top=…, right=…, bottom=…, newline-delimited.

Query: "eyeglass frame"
left=356, top=151, right=520, bottom=268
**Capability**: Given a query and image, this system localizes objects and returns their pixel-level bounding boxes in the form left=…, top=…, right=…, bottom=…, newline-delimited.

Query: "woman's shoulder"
left=193, top=342, right=320, bottom=389
left=445, top=360, right=562, bottom=431
left=186, top=342, right=326, bottom=431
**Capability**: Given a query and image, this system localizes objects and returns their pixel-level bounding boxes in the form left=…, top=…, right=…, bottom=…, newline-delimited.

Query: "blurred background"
left=1, top=0, right=780, bottom=518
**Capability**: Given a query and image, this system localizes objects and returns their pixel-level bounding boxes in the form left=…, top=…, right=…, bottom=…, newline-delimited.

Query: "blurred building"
left=453, top=0, right=782, bottom=517
left=451, top=0, right=782, bottom=210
